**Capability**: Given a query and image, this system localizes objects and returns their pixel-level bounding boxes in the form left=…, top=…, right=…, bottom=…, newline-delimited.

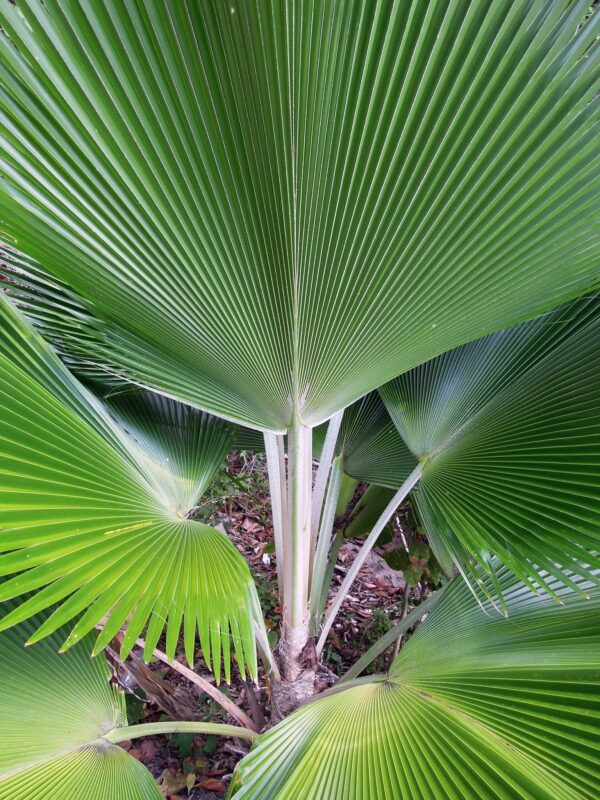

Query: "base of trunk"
left=270, top=669, right=316, bottom=720
left=279, top=625, right=317, bottom=679
left=271, top=628, right=318, bottom=719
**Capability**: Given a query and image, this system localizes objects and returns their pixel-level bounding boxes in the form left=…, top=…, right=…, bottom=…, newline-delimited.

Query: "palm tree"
left=0, top=1, right=599, bottom=797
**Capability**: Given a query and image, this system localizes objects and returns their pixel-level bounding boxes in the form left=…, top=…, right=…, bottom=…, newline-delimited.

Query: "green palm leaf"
left=380, top=294, right=600, bottom=591
left=230, top=567, right=600, bottom=799
left=410, top=486, right=466, bottom=582
left=344, top=485, right=396, bottom=540
left=104, top=389, right=234, bottom=515
left=0, top=245, right=111, bottom=384
left=0, top=243, right=271, bottom=456
left=0, top=600, right=161, bottom=800
left=314, top=392, right=416, bottom=489
left=1, top=1, right=599, bottom=431
left=0, top=297, right=257, bottom=680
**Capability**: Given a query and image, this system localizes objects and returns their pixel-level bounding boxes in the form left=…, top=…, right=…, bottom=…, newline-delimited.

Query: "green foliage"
left=326, top=393, right=417, bottom=490
left=0, top=298, right=258, bottom=681
left=1, top=0, right=598, bottom=432
left=231, top=567, right=600, bottom=799
left=344, top=485, right=396, bottom=542
left=360, top=608, right=394, bottom=675
left=383, top=541, right=442, bottom=587
left=0, top=1, right=599, bottom=796
left=0, top=600, right=161, bottom=800
left=381, top=295, right=600, bottom=594
left=334, top=473, right=359, bottom=518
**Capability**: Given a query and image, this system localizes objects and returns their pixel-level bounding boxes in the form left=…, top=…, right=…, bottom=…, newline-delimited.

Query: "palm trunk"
left=279, top=418, right=313, bottom=682
left=265, top=414, right=345, bottom=712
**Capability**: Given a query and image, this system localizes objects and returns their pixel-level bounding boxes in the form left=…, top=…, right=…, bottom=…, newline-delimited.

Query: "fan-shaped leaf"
left=0, top=297, right=257, bottom=679
left=231, top=567, right=600, bottom=799
left=104, top=389, right=234, bottom=515
left=1, top=1, right=599, bottom=430
left=0, top=600, right=161, bottom=800
left=410, top=486, right=464, bottom=581
left=333, top=393, right=417, bottom=489
left=380, top=295, right=600, bottom=589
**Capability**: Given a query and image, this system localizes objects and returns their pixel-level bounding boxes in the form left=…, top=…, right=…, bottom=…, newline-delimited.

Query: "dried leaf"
left=140, top=739, right=157, bottom=762
left=199, top=777, right=227, bottom=792
left=157, top=767, right=188, bottom=795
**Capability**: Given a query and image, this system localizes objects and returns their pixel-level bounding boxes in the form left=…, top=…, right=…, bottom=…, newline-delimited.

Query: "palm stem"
left=316, top=463, right=424, bottom=656
left=250, top=588, right=281, bottom=683
left=95, top=622, right=258, bottom=731
left=309, top=410, right=344, bottom=574
left=393, top=583, right=411, bottom=659
left=309, top=455, right=343, bottom=633
left=280, top=417, right=313, bottom=679
left=264, top=431, right=288, bottom=598
left=340, top=582, right=450, bottom=682
left=315, top=530, right=344, bottom=628
left=104, top=721, right=258, bottom=745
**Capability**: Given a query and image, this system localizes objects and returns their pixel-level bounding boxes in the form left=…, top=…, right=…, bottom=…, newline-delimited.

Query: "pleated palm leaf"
left=103, top=389, right=234, bottom=517
left=379, top=294, right=600, bottom=594
left=0, top=245, right=110, bottom=384
left=1, top=0, right=599, bottom=432
left=230, top=566, right=600, bottom=800
left=0, top=601, right=161, bottom=800
left=343, top=485, right=398, bottom=541
left=0, top=296, right=258, bottom=681
left=0, top=243, right=268, bottom=454
left=314, top=391, right=417, bottom=489
left=0, top=600, right=257, bottom=800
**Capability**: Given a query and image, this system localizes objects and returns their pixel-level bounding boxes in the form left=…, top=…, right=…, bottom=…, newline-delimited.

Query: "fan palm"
left=0, top=599, right=256, bottom=800
left=0, top=296, right=258, bottom=682
left=1, top=1, right=600, bottom=797
left=1, top=0, right=598, bottom=432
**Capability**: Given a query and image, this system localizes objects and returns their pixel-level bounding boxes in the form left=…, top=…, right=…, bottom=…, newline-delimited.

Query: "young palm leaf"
left=230, top=566, right=600, bottom=800
left=1, top=1, right=599, bottom=430
left=103, top=389, right=234, bottom=517
left=0, top=601, right=257, bottom=799
left=380, top=295, right=600, bottom=592
left=0, top=297, right=257, bottom=680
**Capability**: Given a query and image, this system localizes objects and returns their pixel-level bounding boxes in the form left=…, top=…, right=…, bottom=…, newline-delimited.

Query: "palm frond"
left=231, top=567, right=600, bottom=799
left=104, top=389, right=234, bottom=515
left=0, top=600, right=161, bottom=800
left=344, top=485, right=396, bottom=540
left=380, top=295, right=600, bottom=589
left=0, top=297, right=257, bottom=680
left=1, top=1, right=599, bottom=430
left=328, top=392, right=417, bottom=489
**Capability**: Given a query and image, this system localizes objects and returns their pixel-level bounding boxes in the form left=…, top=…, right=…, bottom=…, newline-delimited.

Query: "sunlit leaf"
left=0, top=600, right=160, bottom=800
left=0, top=297, right=257, bottom=679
